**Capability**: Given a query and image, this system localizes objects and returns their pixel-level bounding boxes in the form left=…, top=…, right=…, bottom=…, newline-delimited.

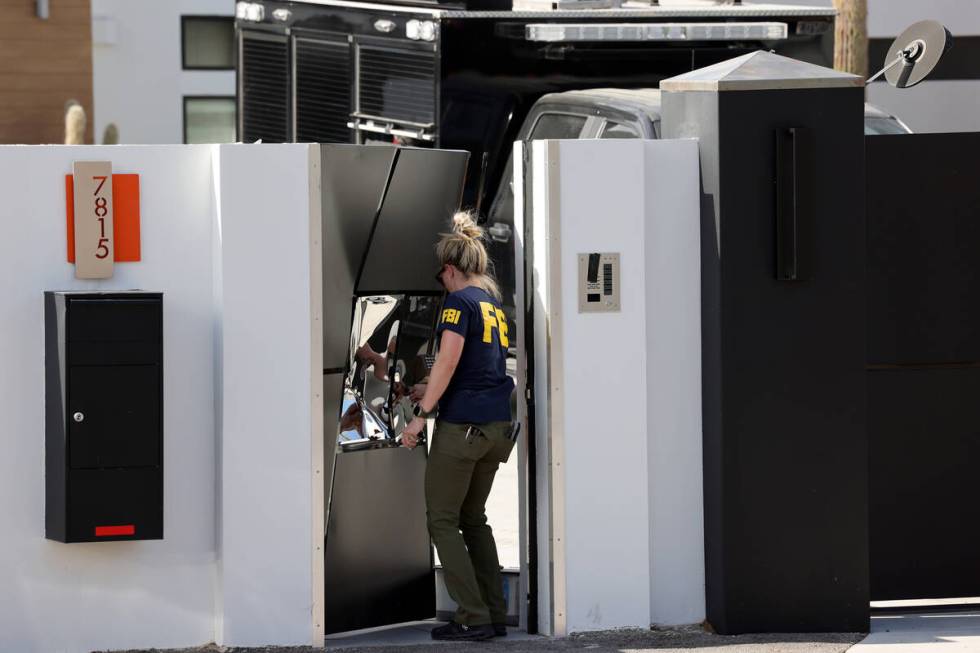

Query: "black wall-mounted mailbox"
left=45, top=291, right=163, bottom=543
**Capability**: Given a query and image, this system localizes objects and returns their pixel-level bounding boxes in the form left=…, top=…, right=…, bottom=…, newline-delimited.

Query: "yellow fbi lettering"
left=479, top=302, right=510, bottom=347
left=441, top=308, right=462, bottom=325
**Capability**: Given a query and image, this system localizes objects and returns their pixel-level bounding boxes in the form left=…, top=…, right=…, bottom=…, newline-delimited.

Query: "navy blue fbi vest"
left=436, top=285, right=515, bottom=424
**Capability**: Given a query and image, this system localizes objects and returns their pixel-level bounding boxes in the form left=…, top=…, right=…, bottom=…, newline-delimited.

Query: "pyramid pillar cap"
left=661, top=50, right=864, bottom=92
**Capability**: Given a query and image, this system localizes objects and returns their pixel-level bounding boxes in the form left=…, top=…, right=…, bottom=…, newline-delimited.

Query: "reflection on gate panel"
left=326, top=293, right=438, bottom=634
left=320, top=144, right=469, bottom=635
left=339, top=295, right=401, bottom=448
left=339, top=294, right=441, bottom=449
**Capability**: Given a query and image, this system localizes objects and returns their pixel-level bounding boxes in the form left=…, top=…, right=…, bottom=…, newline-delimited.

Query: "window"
left=599, top=120, right=640, bottom=139
left=439, top=89, right=517, bottom=207
left=182, top=16, right=235, bottom=70
left=184, top=97, right=236, bottom=144
left=529, top=113, right=588, bottom=140
left=864, top=117, right=910, bottom=136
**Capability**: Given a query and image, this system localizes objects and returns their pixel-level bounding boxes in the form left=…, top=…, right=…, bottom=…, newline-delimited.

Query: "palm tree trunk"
left=833, top=0, right=868, bottom=78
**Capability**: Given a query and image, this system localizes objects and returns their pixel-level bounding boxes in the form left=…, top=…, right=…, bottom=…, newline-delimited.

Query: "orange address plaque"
left=66, top=174, right=141, bottom=262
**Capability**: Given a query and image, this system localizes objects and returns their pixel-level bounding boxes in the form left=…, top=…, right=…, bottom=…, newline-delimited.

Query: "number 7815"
left=93, top=175, right=110, bottom=259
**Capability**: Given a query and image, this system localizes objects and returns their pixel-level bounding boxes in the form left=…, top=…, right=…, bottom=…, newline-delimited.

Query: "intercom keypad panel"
left=578, top=252, right=621, bottom=313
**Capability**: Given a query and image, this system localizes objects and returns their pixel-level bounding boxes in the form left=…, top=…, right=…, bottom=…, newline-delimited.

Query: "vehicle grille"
left=241, top=33, right=289, bottom=143
left=296, top=37, right=353, bottom=143
left=357, top=45, right=436, bottom=127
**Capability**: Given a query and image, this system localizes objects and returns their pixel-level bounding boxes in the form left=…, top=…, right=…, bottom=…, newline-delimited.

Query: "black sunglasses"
left=436, top=263, right=449, bottom=288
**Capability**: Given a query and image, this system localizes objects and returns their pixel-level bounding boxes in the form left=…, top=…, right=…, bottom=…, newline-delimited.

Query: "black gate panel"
left=869, top=368, right=980, bottom=600
left=324, top=446, right=434, bottom=634
left=867, top=133, right=980, bottom=366
left=867, top=132, right=980, bottom=601
left=321, top=146, right=469, bottom=634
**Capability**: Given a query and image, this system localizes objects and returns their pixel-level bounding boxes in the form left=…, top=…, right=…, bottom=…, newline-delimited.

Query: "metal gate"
left=867, top=132, right=980, bottom=601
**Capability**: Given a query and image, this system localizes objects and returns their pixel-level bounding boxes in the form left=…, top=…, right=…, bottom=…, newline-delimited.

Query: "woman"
left=400, top=211, right=516, bottom=642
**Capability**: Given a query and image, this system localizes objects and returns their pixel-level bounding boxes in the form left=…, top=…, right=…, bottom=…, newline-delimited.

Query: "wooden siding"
left=0, top=0, right=93, bottom=144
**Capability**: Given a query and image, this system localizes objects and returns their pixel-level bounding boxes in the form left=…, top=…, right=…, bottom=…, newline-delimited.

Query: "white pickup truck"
left=485, top=88, right=911, bottom=314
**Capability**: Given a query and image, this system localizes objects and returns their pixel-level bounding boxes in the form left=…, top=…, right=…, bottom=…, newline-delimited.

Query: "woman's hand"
left=339, top=403, right=363, bottom=433
left=355, top=343, right=377, bottom=363
left=356, top=344, right=388, bottom=381
left=401, top=416, right=425, bottom=449
left=410, top=383, right=428, bottom=402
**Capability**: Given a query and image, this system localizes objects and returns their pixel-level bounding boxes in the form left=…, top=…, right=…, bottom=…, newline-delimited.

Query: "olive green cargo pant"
left=425, top=420, right=515, bottom=626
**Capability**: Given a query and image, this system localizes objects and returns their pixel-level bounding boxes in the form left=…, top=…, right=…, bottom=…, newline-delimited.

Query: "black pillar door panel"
left=69, top=364, right=161, bottom=469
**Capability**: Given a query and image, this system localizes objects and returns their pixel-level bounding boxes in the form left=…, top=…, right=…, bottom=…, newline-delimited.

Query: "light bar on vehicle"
left=236, top=2, right=265, bottom=22
left=406, top=19, right=438, bottom=41
left=525, top=22, right=788, bottom=42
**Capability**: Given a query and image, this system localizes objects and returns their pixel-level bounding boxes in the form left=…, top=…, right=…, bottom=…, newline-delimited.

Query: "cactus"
left=102, top=123, right=119, bottom=145
left=64, top=100, right=86, bottom=145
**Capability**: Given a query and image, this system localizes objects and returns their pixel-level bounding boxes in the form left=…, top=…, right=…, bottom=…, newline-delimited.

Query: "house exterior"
left=3, top=1, right=972, bottom=145
left=778, top=0, right=980, bottom=134
left=91, top=0, right=236, bottom=144
left=0, top=0, right=94, bottom=144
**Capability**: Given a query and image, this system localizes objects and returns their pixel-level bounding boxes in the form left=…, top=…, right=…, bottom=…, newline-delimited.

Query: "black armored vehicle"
left=235, top=0, right=837, bottom=210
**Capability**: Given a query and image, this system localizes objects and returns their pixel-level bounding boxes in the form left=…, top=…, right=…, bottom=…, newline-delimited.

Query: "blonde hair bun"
left=451, top=211, right=484, bottom=240
left=435, top=210, right=501, bottom=300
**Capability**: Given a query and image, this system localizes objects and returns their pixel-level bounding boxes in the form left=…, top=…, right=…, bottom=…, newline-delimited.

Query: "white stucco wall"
left=643, top=139, right=704, bottom=627
left=92, top=0, right=235, bottom=145
left=0, top=143, right=324, bottom=652
left=774, top=0, right=980, bottom=36
left=867, top=81, right=980, bottom=135
left=769, top=0, right=980, bottom=133
left=0, top=145, right=217, bottom=653
left=558, top=140, right=654, bottom=634
left=526, top=139, right=704, bottom=635
left=214, top=144, right=324, bottom=647
left=863, top=0, right=980, bottom=38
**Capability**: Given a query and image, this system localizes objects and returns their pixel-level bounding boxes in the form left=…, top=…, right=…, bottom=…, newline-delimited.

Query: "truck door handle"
left=488, top=222, right=512, bottom=243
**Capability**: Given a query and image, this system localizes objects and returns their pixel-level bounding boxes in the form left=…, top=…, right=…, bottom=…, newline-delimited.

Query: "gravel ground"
left=100, top=626, right=863, bottom=653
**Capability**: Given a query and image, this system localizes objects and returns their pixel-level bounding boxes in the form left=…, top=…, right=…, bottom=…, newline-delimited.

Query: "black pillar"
left=662, top=51, right=869, bottom=634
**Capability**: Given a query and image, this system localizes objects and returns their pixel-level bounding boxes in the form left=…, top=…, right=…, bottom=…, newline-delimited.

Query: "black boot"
left=431, top=621, right=496, bottom=641
left=492, top=623, right=507, bottom=637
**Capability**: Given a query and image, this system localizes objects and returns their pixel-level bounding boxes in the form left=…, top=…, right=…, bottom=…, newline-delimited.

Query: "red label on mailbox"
left=95, top=525, right=136, bottom=537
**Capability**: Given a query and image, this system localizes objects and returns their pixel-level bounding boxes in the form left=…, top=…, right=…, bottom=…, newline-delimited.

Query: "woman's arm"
left=400, top=329, right=464, bottom=447
left=355, top=344, right=388, bottom=380
left=418, top=329, right=465, bottom=413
